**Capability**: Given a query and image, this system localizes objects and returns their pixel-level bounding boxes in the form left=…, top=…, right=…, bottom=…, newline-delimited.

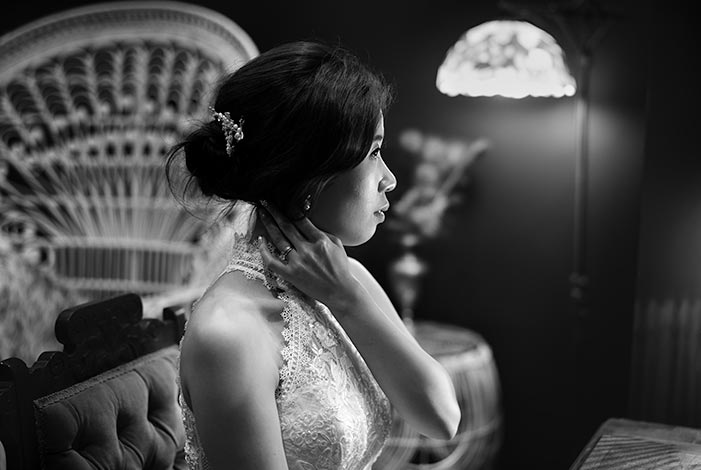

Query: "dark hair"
left=166, top=40, right=393, bottom=217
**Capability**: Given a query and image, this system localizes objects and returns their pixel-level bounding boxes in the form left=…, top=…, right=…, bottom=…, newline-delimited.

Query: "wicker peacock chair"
left=0, top=1, right=258, bottom=302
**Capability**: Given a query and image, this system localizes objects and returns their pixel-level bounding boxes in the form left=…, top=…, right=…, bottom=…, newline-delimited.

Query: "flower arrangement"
left=384, top=129, right=488, bottom=329
left=387, top=129, right=489, bottom=247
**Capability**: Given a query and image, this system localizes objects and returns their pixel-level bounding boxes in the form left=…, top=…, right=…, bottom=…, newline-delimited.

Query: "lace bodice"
left=179, top=234, right=392, bottom=469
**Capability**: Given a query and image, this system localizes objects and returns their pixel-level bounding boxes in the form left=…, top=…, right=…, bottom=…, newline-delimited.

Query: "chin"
left=341, top=227, right=377, bottom=247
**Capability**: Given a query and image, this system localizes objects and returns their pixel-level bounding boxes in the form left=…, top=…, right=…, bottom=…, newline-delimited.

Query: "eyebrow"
left=373, top=134, right=384, bottom=142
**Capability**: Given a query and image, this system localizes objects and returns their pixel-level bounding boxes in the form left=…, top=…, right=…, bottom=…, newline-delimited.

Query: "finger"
left=258, top=209, right=296, bottom=252
left=321, top=230, right=344, bottom=248
left=293, top=216, right=324, bottom=242
left=260, top=203, right=305, bottom=245
left=258, top=236, right=290, bottom=274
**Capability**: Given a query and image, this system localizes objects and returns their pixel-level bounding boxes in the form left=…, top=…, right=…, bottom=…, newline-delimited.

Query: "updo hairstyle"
left=166, top=40, right=393, bottom=217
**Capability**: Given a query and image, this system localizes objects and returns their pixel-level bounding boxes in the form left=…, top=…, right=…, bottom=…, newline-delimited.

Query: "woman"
left=168, top=40, right=460, bottom=470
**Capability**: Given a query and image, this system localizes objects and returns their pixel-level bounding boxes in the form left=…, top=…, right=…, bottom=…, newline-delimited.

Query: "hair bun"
left=182, top=123, right=240, bottom=199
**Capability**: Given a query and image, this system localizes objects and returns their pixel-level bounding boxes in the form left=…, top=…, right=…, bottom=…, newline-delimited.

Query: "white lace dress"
left=179, top=234, right=392, bottom=469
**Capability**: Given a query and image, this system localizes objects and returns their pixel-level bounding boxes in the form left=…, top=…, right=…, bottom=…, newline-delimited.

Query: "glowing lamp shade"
left=437, top=20, right=577, bottom=99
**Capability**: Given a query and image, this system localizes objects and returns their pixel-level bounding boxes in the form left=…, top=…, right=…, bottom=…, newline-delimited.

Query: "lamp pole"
left=570, top=50, right=592, bottom=316
left=528, top=0, right=616, bottom=316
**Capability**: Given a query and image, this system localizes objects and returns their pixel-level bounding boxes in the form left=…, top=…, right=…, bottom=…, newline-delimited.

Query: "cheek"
left=310, top=179, right=374, bottom=234
left=339, top=183, right=368, bottom=213
left=312, top=187, right=360, bottom=226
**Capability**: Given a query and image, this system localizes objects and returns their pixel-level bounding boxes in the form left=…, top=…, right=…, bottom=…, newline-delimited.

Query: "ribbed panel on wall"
left=629, top=299, right=701, bottom=427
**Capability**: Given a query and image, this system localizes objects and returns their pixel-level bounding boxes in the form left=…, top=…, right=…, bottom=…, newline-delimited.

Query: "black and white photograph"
left=0, top=0, right=696, bottom=469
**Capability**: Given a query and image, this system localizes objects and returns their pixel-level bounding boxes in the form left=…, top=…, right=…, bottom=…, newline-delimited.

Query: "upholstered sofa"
left=0, top=293, right=187, bottom=469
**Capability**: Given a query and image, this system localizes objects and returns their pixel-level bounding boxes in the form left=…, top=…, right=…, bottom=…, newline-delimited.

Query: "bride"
left=167, top=40, right=460, bottom=470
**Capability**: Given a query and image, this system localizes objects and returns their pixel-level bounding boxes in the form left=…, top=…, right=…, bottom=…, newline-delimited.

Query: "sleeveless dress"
left=178, top=233, right=392, bottom=469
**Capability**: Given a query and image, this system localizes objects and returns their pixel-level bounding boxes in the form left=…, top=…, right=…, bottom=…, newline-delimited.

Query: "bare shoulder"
left=178, top=272, right=290, bottom=467
left=180, top=271, right=285, bottom=406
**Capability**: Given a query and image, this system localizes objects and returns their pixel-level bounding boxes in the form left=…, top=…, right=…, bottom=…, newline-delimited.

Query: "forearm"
left=254, top=206, right=460, bottom=438
left=330, top=281, right=460, bottom=440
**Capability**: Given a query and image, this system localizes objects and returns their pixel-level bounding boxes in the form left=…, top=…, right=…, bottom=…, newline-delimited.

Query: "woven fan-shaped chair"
left=0, top=1, right=257, bottom=301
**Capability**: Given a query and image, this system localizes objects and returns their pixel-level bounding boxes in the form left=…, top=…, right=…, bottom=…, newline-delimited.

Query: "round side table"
left=374, top=321, right=503, bottom=470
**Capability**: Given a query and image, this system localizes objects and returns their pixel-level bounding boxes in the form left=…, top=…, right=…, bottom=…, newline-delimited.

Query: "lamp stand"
left=545, top=0, right=619, bottom=314
left=570, top=51, right=592, bottom=316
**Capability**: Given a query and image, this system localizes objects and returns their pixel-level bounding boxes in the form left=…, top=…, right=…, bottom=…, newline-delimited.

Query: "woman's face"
left=309, top=115, right=396, bottom=246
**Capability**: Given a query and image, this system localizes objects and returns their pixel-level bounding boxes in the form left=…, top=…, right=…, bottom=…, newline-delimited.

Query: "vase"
left=387, top=236, right=427, bottom=335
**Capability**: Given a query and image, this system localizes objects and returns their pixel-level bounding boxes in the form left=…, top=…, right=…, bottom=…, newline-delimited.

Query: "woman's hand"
left=259, top=201, right=461, bottom=440
left=257, top=202, right=360, bottom=310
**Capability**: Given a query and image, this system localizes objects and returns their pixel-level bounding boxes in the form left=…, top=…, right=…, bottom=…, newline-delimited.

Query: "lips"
left=374, top=204, right=389, bottom=222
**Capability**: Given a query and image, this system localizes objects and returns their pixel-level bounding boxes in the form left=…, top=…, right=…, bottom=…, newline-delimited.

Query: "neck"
left=249, top=214, right=266, bottom=241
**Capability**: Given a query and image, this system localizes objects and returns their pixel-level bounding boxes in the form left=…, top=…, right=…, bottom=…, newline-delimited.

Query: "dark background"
left=3, top=0, right=700, bottom=468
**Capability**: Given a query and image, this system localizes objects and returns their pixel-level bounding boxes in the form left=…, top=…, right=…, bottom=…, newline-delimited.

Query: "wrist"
left=327, top=278, right=365, bottom=317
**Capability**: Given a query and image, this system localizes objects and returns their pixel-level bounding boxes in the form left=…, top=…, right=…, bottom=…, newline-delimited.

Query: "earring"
left=303, top=194, right=312, bottom=212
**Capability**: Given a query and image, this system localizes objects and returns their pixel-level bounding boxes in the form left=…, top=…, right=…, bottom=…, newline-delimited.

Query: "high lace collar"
left=226, top=232, right=292, bottom=292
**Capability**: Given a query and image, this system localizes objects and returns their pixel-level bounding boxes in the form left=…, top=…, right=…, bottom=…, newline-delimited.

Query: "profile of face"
left=309, top=114, right=397, bottom=246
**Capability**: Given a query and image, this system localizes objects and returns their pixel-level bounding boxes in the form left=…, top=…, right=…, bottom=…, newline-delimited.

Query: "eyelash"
left=370, top=146, right=382, bottom=159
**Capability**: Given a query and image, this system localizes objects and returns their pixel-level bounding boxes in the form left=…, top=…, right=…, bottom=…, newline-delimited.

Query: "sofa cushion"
left=33, top=346, right=185, bottom=469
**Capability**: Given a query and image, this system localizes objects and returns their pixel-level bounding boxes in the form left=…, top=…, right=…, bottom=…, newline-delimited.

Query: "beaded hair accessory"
left=209, top=106, right=244, bottom=157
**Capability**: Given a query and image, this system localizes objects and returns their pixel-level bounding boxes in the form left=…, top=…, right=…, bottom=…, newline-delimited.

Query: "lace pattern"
left=179, top=233, right=391, bottom=469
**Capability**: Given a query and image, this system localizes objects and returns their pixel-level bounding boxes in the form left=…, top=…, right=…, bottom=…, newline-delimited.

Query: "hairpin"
left=209, top=106, right=244, bottom=157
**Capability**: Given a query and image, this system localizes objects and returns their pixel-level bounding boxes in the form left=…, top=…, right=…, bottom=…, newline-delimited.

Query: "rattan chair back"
left=0, top=1, right=257, bottom=299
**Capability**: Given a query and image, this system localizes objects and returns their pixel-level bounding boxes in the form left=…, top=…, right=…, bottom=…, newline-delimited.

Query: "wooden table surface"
left=570, top=418, right=701, bottom=469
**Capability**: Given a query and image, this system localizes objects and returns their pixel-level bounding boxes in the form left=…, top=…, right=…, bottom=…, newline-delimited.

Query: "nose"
left=380, top=159, right=397, bottom=193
